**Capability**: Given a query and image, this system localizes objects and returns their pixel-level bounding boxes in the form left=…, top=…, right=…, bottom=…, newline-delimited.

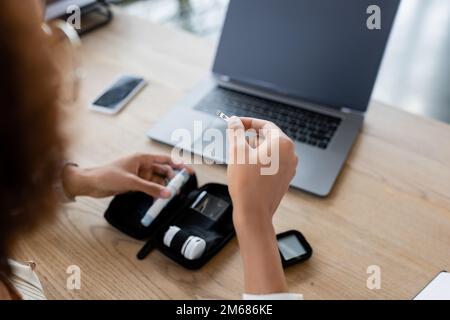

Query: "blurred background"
left=115, top=0, right=449, bottom=124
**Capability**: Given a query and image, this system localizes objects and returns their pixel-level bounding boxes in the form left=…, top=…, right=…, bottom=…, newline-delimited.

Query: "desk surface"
left=15, top=8, right=450, bottom=299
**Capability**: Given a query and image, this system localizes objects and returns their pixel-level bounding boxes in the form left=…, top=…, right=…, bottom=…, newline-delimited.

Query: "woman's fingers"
left=228, top=116, right=248, bottom=147
left=227, top=117, right=251, bottom=163
left=150, top=175, right=166, bottom=186
left=240, top=117, right=279, bottom=131
left=134, top=153, right=194, bottom=175
left=152, top=164, right=175, bottom=179
left=236, top=117, right=286, bottom=141
left=129, top=175, right=171, bottom=198
left=151, top=154, right=194, bottom=174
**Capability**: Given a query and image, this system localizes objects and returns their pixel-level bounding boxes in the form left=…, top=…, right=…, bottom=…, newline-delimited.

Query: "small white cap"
left=163, top=226, right=181, bottom=247
left=163, top=226, right=206, bottom=260
left=182, top=236, right=206, bottom=260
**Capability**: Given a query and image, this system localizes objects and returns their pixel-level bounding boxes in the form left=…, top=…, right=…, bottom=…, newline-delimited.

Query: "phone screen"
left=93, top=76, right=144, bottom=109
left=278, top=234, right=307, bottom=260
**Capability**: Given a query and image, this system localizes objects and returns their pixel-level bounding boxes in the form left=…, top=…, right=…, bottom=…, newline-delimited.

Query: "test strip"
left=216, top=110, right=230, bottom=122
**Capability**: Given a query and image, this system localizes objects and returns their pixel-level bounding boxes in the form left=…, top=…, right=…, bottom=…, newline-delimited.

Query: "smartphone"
left=90, top=75, right=146, bottom=114
left=277, top=230, right=313, bottom=267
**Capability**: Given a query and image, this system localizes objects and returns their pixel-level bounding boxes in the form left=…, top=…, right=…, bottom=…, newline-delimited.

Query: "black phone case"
left=104, top=174, right=235, bottom=269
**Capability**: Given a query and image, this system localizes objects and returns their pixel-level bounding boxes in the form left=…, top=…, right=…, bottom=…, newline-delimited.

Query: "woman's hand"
left=62, top=153, right=193, bottom=199
left=227, top=117, right=298, bottom=294
left=227, top=117, right=298, bottom=229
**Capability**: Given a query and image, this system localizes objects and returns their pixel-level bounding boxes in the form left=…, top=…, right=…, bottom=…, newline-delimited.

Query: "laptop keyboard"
left=194, top=87, right=342, bottom=149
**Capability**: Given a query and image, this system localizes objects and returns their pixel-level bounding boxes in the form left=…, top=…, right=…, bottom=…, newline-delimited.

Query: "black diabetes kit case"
left=103, top=174, right=235, bottom=269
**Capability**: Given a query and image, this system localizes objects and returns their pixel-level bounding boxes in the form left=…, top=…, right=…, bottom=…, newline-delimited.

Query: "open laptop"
left=45, top=0, right=96, bottom=20
left=148, top=0, right=401, bottom=196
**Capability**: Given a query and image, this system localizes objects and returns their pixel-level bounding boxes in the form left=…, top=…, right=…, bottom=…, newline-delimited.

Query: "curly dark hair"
left=0, top=1, right=65, bottom=285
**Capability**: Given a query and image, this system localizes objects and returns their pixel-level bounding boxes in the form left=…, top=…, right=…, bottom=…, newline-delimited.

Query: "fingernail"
left=228, top=117, right=241, bottom=129
left=160, top=189, right=172, bottom=198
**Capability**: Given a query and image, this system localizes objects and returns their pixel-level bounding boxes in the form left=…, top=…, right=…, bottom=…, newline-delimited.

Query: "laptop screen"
left=213, top=0, right=400, bottom=112
left=45, top=0, right=96, bottom=20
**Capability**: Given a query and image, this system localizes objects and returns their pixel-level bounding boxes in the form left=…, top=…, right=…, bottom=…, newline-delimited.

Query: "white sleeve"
left=243, top=293, right=304, bottom=300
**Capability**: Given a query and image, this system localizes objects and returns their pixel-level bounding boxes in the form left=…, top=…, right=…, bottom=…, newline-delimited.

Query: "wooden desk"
left=15, top=8, right=450, bottom=300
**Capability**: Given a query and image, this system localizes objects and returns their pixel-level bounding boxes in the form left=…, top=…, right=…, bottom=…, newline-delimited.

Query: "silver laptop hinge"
left=218, top=75, right=231, bottom=82
left=340, top=107, right=353, bottom=113
left=341, top=107, right=365, bottom=116
left=217, top=75, right=366, bottom=118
